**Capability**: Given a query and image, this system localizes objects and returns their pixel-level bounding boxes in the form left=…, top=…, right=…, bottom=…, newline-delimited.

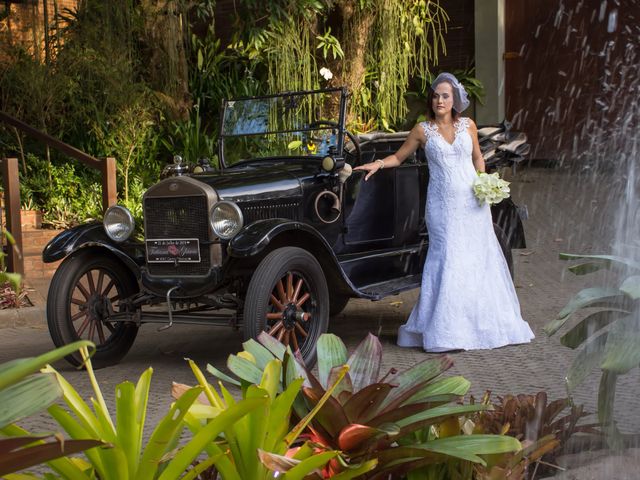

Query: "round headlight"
left=103, top=206, right=135, bottom=243
left=210, top=201, right=244, bottom=240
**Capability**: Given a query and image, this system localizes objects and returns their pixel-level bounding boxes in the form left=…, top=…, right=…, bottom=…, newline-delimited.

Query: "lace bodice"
left=419, top=117, right=477, bottom=207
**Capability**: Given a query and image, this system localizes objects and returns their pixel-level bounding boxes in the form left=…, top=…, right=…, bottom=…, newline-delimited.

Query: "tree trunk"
left=326, top=0, right=375, bottom=122
left=139, top=0, right=190, bottom=120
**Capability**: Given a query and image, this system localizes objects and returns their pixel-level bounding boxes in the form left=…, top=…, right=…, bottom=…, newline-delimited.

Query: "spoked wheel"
left=243, top=247, right=329, bottom=366
left=47, top=251, right=139, bottom=368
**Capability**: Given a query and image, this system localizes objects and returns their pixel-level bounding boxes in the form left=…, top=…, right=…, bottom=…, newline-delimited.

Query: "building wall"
left=504, top=0, right=637, bottom=162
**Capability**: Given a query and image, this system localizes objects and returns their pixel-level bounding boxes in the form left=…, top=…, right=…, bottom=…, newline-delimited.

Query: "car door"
left=334, top=138, right=427, bottom=291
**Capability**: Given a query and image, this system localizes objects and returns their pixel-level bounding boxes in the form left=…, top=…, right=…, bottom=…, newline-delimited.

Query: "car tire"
left=47, top=251, right=139, bottom=368
left=494, top=224, right=514, bottom=279
left=243, top=247, right=329, bottom=367
left=329, top=294, right=350, bottom=317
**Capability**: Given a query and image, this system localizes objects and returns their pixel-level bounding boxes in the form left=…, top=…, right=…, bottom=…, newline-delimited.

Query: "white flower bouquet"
left=472, top=172, right=510, bottom=206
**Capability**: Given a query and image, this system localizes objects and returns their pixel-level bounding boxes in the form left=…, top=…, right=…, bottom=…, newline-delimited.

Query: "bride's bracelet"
left=375, top=159, right=385, bottom=170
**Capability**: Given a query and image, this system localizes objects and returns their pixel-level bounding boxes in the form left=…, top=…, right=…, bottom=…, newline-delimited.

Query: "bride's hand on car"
left=354, top=158, right=386, bottom=181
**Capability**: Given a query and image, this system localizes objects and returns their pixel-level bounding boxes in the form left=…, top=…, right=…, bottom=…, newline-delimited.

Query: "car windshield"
left=220, top=88, right=346, bottom=167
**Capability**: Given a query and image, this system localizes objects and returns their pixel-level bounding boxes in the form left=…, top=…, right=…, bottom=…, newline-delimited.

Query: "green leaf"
left=395, top=404, right=493, bottom=436
left=327, top=365, right=353, bottom=403
left=405, top=376, right=471, bottom=403
left=282, top=451, right=338, bottom=480
left=158, top=397, right=267, bottom=480
left=2, top=272, right=22, bottom=293
left=620, top=275, right=640, bottom=300
left=0, top=341, right=94, bottom=391
left=182, top=452, right=226, bottom=480
left=136, top=387, right=204, bottom=480
left=380, top=356, right=454, bottom=411
left=266, top=378, right=304, bottom=453
left=42, top=367, right=103, bottom=439
left=415, top=434, right=521, bottom=466
left=598, top=371, right=623, bottom=449
left=257, top=331, right=286, bottom=359
left=0, top=373, right=61, bottom=428
left=287, top=140, right=303, bottom=150
left=559, top=253, right=640, bottom=271
left=48, top=404, right=107, bottom=477
left=115, top=381, right=138, bottom=479
left=560, top=310, right=627, bottom=349
left=544, top=287, right=623, bottom=336
left=317, top=333, right=348, bottom=387
left=601, top=321, right=640, bottom=373
left=197, top=49, right=204, bottom=70
left=206, top=363, right=241, bottom=387
left=329, top=459, right=378, bottom=479
left=347, top=333, right=382, bottom=393
left=260, top=359, right=282, bottom=400
left=242, top=338, right=277, bottom=370
left=227, top=354, right=263, bottom=385
left=566, top=331, right=609, bottom=391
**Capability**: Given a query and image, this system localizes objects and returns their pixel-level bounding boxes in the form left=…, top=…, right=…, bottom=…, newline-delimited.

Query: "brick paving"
left=2, top=166, right=638, bottom=448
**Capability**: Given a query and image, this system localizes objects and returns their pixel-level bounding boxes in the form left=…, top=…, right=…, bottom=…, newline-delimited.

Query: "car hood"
left=194, top=162, right=318, bottom=202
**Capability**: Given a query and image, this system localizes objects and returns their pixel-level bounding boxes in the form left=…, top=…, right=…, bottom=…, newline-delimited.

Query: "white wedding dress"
left=397, top=118, right=535, bottom=351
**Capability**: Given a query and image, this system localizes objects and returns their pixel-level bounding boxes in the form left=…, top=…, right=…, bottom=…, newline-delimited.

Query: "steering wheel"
left=307, top=120, right=361, bottom=166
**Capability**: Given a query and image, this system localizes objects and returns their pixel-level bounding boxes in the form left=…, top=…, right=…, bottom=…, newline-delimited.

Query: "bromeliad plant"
left=544, top=253, right=640, bottom=448
left=470, top=391, right=597, bottom=479
left=173, top=352, right=377, bottom=479
left=0, top=341, right=102, bottom=477
left=209, top=332, right=521, bottom=478
left=4, top=346, right=261, bottom=480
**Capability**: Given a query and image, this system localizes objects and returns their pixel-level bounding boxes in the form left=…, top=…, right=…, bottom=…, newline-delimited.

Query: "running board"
left=107, top=311, right=237, bottom=327
left=357, top=274, right=422, bottom=301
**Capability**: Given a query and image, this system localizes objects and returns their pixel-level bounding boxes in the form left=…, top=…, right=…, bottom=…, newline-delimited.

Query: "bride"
left=355, top=72, right=534, bottom=352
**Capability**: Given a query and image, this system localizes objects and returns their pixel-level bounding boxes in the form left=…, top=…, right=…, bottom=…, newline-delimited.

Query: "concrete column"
left=475, top=0, right=505, bottom=123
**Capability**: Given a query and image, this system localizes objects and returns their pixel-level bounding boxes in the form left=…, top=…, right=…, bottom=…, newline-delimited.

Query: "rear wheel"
left=243, top=247, right=329, bottom=366
left=47, top=251, right=139, bottom=368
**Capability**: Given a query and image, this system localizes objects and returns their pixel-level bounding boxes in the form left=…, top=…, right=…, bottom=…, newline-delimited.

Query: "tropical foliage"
left=209, top=332, right=522, bottom=478
left=471, top=390, right=597, bottom=478
left=0, top=341, right=101, bottom=477
left=172, top=355, right=376, bottom=479
left=0, top=0, right=458, bottom=226
left=544, top=253, right=640, bottom=448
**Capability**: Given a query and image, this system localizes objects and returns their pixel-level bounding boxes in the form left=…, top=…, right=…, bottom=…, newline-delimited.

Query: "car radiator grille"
left=144, top=195, right=212, bottom=276
left=240, top=201, right=302, bottom=224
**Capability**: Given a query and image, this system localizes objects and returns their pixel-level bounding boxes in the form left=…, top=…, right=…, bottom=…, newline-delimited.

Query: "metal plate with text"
left=146, top=238, right=201, bottom=263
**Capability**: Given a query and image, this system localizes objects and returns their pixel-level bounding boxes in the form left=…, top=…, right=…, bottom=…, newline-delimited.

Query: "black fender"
left=491, top=198, right=526, bottom=249
left=43, top=222, right=144, bottom=276
left=228, top=219, right=367, bottom=298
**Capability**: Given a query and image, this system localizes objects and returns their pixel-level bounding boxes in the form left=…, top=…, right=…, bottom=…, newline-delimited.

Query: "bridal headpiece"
left=431, top=72, right=470, bottom=113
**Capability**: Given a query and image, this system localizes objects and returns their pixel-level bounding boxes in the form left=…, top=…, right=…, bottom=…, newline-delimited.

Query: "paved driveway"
left=3, top=166, right=638, bottom=439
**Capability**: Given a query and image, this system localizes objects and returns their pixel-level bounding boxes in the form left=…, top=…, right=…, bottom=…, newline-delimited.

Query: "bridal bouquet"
left=473, top=172, right=510, bottom=206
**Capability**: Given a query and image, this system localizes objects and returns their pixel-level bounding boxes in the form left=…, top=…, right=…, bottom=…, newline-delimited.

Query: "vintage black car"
left=44, top=88, right=526, bottom=367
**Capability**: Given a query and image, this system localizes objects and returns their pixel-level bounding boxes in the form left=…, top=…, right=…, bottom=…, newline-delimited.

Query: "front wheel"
left=47, top=251, right=139, bottom=368
left=243, top=247, right=329, bottom=367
